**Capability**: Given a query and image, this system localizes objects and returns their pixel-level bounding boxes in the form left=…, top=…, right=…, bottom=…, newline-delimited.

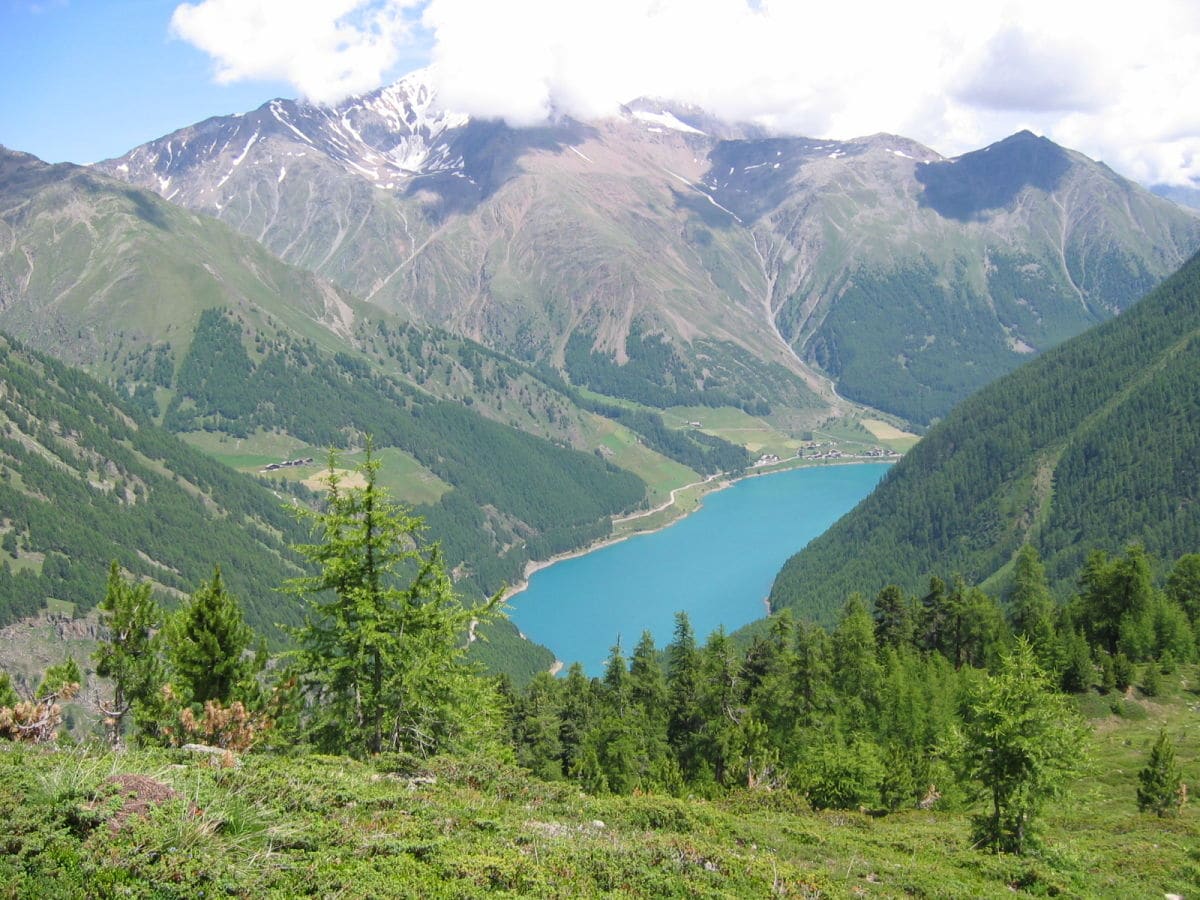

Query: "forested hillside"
left=769, top=249, right=1200, bottom=620
left=165, top=309, right=646, bottom=601
left=0, top=333, right=306, bottom=636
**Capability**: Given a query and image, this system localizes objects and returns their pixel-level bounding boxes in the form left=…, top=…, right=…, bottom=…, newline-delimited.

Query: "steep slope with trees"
left=0, top=333, right=307, bottom=636
left=770, top=249, right=1200, bottom=621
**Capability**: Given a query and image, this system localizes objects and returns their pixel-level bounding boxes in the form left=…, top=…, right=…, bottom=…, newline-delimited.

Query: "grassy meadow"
left=2, top=666, right=1196, bottom=898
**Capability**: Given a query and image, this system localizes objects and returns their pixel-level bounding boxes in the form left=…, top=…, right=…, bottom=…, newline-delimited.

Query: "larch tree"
left=949, top=639, right=1089, bottom=854
left=287, top=444, right=501, bottom=757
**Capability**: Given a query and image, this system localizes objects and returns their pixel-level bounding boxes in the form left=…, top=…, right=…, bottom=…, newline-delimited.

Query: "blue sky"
left=0, top=1, right=426, bottom=164
left=3, top=1, right=1199, bottom=186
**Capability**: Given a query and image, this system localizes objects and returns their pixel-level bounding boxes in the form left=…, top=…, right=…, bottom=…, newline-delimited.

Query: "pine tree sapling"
left=1137, top=730, right=1185, bottom=817
left=168, top=567, right=255, bottom=706
left=93, top=562, right=165, bottom=748
left=1140, top=662, right=1162, bottom=697
left=949, top=639, right=1089, bottom=854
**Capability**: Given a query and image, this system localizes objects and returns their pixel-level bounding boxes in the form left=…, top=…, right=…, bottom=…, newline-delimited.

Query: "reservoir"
left=507, top=462, right=889, bottom=674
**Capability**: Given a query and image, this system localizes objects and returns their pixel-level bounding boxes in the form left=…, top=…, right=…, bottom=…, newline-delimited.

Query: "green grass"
left=2, top=676, right=1197, bottom=898
left=579, top=414, right=698, bottom=501
left=178, top=429, right=314, bottom=471
left=663, top=406, right=804, bottom=457
left=178, top=432, right=452, bottom=506
left=42, top=598, right=75, bottom=617
left=355, top=447, right=452, bottom=506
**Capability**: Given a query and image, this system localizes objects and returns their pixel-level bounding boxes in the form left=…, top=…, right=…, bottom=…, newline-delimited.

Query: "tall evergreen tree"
left=579, top=642, right=642, bottom=793
left=666, top=612, right=705, bottom=780
left=873, top=584, right=913, bottom=650
left=790, top=620, right=834, bottom=727
left=1077, top=546, right=1156, bottom=657
left=287, top=446, right=501, bottom=757
left=698, top=628, right=742, bottom=785
left=1165, top=553, right=1200, bottom=624
left=918, top=576, right=950, bottom=655
left=1007, top=545, right=1058, bottom=670
left=744, top=611, right=796, bottom=742
left=513, top=672, right=563, bottom=781
left=832, top=595, right=881, bottom=730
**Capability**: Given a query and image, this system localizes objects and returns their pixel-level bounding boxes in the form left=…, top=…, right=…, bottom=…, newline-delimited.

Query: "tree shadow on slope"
left=915, top=130, right=1071, bottom=221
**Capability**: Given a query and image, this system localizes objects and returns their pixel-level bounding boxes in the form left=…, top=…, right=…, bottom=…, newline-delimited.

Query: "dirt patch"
left=101, top=774, right=181, bottom=830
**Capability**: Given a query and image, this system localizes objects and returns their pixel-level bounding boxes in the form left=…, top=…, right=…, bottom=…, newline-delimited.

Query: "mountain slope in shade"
left=768, top=249, right=1200, bottom=622
left=96, top=77, right=1200, bottom=423
left=1152, top=182, right=1200, bottom=211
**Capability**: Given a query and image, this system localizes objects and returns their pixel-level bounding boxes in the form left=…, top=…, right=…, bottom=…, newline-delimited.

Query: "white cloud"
left=171, top=0, right=1200, bottom=185
left=169, top=0, right=423, bottom=104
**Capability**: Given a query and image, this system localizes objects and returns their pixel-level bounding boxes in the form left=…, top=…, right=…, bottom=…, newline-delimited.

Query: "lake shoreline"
left=500, top=457, right=894, bottom=608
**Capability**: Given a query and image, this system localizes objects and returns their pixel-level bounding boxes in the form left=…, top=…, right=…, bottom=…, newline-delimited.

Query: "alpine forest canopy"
left=769, top=248, right=1200, bottom=623
left=0, top=332, right=308, bottom=638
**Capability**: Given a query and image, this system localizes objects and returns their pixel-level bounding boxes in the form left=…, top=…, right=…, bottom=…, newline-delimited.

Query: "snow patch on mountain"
left=631, top=109, right=706, bottom=135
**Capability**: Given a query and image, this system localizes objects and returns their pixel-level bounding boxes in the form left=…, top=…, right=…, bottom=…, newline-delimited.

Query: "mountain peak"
left=848, top=133, right=942, bottom=162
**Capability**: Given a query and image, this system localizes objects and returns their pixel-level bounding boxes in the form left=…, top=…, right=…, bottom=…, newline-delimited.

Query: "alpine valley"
left=4, top=58, right=1200, bottom=900
left=3, top=70, right=1200, bottom=679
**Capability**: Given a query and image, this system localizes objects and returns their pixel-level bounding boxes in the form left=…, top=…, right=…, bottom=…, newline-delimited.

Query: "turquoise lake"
left=507, top=463, right=890, bottom=674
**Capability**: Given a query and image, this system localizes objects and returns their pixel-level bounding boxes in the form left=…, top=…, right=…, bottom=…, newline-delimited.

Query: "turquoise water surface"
left=507, top=463, right=889, bottom=674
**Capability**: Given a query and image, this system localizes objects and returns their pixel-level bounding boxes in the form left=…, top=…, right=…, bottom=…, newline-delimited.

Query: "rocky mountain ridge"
left=95, top=73, right=1200, bottom=423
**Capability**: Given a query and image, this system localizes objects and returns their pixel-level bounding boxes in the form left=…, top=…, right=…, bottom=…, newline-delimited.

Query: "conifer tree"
left=1112, top=652, right=1134, bottom=691
left=698, top=628, right=742, bottom=785
left=1008, top=545, right=1058, bottom=670
left=287, top=445, right=500, bottom=757
left=579, top=642, right=642, bottom=793
left=37, top=657, right=82, bottom=699
left=744, top=611, right=797, bottom=742
left=1137, top=730, right=1185, bottom=817
left=873, top=584, right=913, bottom=650
left=1099, top=653, right=1116, bottom=694
left=1141, top=661, right=1162, bottom=697
left=169, top=566, right=255, bottom=705
left=628, top=628, right=676, bottom=787
left=918, top=576, right=950, bottom=655
left=950, top=639, right=1088, bottom=854
left=629, top=630, right=668, bottom=741
left=790, top=620, right=833, bottom=727
left=1165, top=553, right=1200, bottom=624
left=832, top=595, right=881, bottom=729
left=666, top=612, right=705, bottom=780
left=1078, top=546, right=1156, bottom=657
left=93, top=562, right=164, bottom=747
left=514, top=672, right=563, bottom=781
left=558, top=662, right=596, bottom=777
left=1058, top=627, right=1094, bottom=693
left=0, top=671, right=17, bottom=709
